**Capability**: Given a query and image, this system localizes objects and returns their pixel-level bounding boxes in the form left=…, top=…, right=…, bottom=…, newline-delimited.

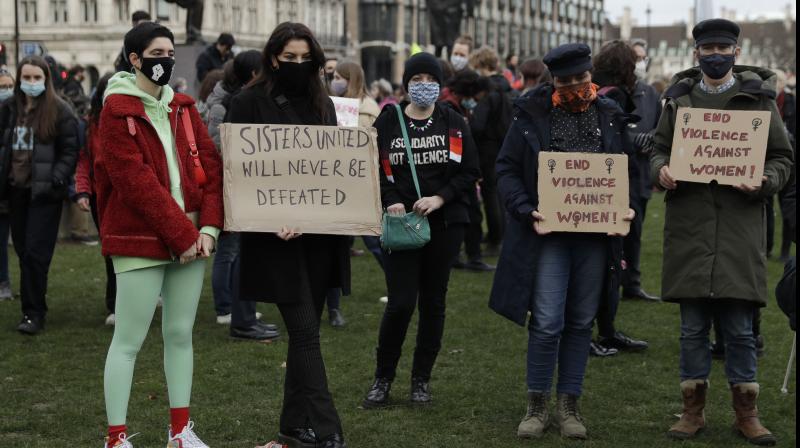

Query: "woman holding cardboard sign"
left=362, top=52, right=480, bottom=409
left=488, top=43, right=637, bottom=441
left=226, top=22, right=349, bottom=448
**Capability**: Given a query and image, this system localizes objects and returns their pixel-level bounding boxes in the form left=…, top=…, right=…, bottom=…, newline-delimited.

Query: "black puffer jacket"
left=0, top=97, right=80, bottom=202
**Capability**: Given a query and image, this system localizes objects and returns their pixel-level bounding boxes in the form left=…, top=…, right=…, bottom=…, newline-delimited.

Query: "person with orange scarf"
left=488, top=43, right=639, bottom=441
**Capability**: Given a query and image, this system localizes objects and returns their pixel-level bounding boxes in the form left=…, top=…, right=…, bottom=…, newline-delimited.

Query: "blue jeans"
left=527, top=234, right=607, bottom=396
left=680, top=300, right=757, bottom=384
left=211, top=232, right=238, bottom=316
left=0, top=214, right=10, bottom=284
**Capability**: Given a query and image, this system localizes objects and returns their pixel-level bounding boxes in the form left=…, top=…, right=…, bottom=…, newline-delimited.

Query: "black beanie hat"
left=402, top=52, right=444, bottom=91
left=124, top=22, right=175, bottom=63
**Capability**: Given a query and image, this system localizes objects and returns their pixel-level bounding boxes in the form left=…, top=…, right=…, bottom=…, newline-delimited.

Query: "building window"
left=21, top=0, right=38, bottom=23
left=81, top=0, right=98, bottom=23
left=115, top=0, right=130, bottom=22
left=51, top=0, right=68, bottom=23
left=232, top=2, right=242, bottom=32
left=156, top=0, right=172, bottom=22
left=248, top=0, right=257, bottom=33
left=214, top=1, right=224, bottom=28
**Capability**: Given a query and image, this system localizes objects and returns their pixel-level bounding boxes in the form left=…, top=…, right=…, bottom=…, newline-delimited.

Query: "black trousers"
left=621, top=195, right=650, bottom=292
left=89, top=194, right=116, bottom=314
left=8, top=187, right=62, bottom=322
left=479, top=156, right=504, bottom=246
left=375, top=223, right=465, bottom=381
left=464, top=186, right=483, bottom=261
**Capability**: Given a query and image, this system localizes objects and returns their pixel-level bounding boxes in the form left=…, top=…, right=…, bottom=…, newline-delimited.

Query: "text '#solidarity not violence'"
left=388, top=135, right=449, bottom=166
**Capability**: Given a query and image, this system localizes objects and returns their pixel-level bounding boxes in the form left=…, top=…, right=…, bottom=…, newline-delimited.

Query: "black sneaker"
left=277, top=428, right=317, bottom=448
left=230, top=324, right=280, bottom=341
left=363, top=378, right=392, bottom=409
left=255, top=320, right=279, bottom=332
left=589, top=340, right=618, bottom=357
left=463, top=260, right=496, bottom=272
left=599, top=331, right=649, bottom=352
left=622, top=288, right=661, bottom=301
left=410, top=377, right=432, bottom=404
left=17, top=315, right=44, bottom=335
left=319, top=433, right=346, bottom=448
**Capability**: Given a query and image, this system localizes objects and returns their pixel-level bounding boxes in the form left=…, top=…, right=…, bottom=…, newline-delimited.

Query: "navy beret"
left=543, top=43, right=593, bottom=78
left=693, top=19, right=740, bottom=47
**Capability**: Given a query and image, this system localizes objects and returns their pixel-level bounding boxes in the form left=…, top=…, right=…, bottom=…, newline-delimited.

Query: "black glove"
left=633, top=131, right=654, bottom=155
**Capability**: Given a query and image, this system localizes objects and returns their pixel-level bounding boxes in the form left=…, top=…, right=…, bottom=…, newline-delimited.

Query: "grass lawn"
left=0, top=194, right=795, bottom=447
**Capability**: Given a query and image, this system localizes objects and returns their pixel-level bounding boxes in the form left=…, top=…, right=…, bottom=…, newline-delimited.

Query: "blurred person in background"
left=195, top=33, right=235, bottom=84
left=519, top=58, right=550, bottom=95
left=0, top=68, right=14, bottom=301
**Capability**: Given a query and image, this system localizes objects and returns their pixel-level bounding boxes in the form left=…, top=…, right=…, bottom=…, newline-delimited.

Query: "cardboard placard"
left=331, top=96, right=360, bottom=127
left=220, top=123, right=382, bottom=236
left=537, top=152, right=630, bottom=234
left=669, top=107, right=771, bottom=186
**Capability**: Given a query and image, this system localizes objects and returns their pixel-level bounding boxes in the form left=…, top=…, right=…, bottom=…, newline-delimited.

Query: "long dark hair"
left=14, top=56, right=61, bottom=142
left=89, top=73, right=113, bottom=127
left=249, top=22, right=330, bottom=122
left=592, top=40, right=637, bottom=92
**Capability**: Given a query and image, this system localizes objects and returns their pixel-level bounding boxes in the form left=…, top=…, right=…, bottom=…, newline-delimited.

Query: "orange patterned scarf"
left=552, top=82, right=599, bottom=113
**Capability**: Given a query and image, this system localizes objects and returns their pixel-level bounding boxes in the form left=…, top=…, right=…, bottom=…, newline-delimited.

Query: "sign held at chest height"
left=537, top=152, right=630, bottom=234
left=669, top=107, right=771, bottom=186
left=220, top=123, right=383, bottom=235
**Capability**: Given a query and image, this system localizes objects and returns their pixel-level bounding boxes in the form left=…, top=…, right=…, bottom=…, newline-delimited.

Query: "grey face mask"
left=407, top=81, right=440, bottom=108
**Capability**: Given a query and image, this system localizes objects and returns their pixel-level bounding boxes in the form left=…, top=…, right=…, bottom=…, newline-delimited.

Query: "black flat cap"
left=543, top=43, right=592, bottom=78
left=693, top=18, right=740, bottom=47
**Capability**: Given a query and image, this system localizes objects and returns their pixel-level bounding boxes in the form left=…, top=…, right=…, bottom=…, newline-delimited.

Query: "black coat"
left=470, top=74, right=513, bottom=166
left=226, top=86, right=351, bottom=304
left=195, top=45, right=228, bottom=83
left=0, top=97, right=79, bottom=203
left=488, top=84, right=640, bottom=326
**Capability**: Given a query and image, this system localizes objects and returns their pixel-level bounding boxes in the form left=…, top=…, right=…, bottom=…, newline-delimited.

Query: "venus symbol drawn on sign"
left=683, top=112, right=691, bottom=125
left=547, top=159, right=556, bottom=173
left=605, top=158, right=614, bottom=174
left=752, top=118, right=763, bottom=131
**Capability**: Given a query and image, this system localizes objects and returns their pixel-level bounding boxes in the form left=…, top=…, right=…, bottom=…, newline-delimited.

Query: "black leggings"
left=278, top=295, right=342, bottom=438
left=375, top=224, right=465, bottom=381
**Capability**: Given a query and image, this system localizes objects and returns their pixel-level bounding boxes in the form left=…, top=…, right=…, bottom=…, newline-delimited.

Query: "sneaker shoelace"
left=172, top=421, right=206, bottom=447
left=527, top=396, right=547, bottom=418
left=113, top=432, right=139, bottom=448
left=561, top=396, right=583, bottom=421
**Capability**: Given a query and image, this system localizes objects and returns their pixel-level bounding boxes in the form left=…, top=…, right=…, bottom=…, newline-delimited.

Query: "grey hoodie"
left=205, top=81, right=232, bottom=149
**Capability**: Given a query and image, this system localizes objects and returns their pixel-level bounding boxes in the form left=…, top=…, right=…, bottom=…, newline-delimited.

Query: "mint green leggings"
left=104, top=260, right=206, bottom=426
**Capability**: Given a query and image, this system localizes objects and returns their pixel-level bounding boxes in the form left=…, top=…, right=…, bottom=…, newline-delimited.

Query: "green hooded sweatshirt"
left=104, top=71, right=218, bottom=273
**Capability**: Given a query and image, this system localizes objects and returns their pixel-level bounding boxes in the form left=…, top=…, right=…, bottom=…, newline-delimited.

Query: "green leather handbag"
left=380, top=105, right=431, bottom=251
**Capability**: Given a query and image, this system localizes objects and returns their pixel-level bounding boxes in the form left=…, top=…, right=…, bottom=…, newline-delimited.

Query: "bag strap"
left=179, top=108, right=208, bottom=186
left=274, top=94, right=304, bottom=125
left=394, top=104, right=422, bottom=200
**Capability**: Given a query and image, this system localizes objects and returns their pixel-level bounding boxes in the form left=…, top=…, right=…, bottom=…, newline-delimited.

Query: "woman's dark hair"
left=249, top=22, right=330, bottom=122
left=593, top=40, right=637, bottom=92
left=439, top=58, right=455, bottom=85
left=233, top=50, right=262, bottom=87
left=448, top=69, right=490, bottom=97
left=89, top=73, right=113, bottom=126
left=198, top=68, right=224, bottom=102
left=519, top=58, right=549, bottom=85
left=14, top=56, right=61, bottom=142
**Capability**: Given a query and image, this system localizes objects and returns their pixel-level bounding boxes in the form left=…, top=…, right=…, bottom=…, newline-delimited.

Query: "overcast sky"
left=604, top=0, right=796, bottom=26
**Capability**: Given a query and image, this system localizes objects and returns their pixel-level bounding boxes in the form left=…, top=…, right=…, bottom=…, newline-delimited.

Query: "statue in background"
left=165, top=0, right=206, bottom=44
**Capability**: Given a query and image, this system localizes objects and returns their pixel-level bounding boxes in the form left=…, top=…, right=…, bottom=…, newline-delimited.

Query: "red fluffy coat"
left=95, top=92, right=224, bottom=259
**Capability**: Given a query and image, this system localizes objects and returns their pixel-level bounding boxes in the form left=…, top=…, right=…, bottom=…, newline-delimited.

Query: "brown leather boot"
left=732, top=383, right=777, bottom=446
left=667, top=379, right=708, bottom=440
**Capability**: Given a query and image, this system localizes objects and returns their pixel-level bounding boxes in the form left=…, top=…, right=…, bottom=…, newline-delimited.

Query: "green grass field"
left=0, top=194, right=795, bottom=447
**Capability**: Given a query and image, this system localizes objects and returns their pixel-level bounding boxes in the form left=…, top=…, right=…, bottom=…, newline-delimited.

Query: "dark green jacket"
left=650, top=66, right=794, bottom=305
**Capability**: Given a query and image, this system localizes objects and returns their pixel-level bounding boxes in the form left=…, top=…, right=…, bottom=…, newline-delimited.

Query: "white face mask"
left=451, top=55, right=468, bottom=71
left=635, top=60, right=648, bottom=80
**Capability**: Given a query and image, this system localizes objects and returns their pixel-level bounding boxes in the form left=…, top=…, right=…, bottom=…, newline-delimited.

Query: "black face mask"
left=276, top=60, right=317, bottom=95
left=698, top=53, right=735, bottom=80
left=138, top=56, right=175, bottom=86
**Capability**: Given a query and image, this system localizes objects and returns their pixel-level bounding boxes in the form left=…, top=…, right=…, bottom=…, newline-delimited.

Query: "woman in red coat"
left=96, top=23, right=223, bottom=448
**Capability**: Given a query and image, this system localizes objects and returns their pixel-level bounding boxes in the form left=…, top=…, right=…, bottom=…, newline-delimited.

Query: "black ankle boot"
left=277, top=427, right=316, bottom=447
left=319, top=433, right=346, bottom=448
left=410, top=377, right=432, bottom=404
left=363, top=378, right=392, bottom=408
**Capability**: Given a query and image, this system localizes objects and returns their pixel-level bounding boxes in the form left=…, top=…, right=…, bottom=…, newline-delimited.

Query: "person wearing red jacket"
left=96, top=23, right=223, bottom=448
left=75, top=73, right=117, bottom=325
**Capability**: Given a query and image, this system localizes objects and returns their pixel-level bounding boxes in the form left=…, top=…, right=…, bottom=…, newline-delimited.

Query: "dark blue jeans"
left=212, top=232, right=258, bottom=327
left=527, top=234, right=607, bottom=396
left=680, top=300, right=757, bottom=384
left=0, top=213, right=9, bottom=284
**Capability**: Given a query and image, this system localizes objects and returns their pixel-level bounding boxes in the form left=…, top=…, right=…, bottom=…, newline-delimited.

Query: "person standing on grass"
left=0, top=68, right=16, bottom=302
left=651, top=19, right=793, bottom=446
left=75, top=73, right=117, bottom=325
left=97, top=22, right=223, bottom=448
left=488, top=43, right=638, bottom=441
left=0, top=56, right=80, bottom=335
left=362, top=52, right=480, bottom=409
left=227, top=22, right=349, bottom=448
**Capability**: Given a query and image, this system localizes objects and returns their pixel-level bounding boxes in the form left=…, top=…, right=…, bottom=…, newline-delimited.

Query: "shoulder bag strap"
left=394, top=104, right=422, bottom=200
left=180, top=108, right=208, bottom=186
left=274, top=94, right=305, bottom=125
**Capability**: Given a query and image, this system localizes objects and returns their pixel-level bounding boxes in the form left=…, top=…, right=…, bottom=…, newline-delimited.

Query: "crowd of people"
left=0, top=9, right=796, bottom=448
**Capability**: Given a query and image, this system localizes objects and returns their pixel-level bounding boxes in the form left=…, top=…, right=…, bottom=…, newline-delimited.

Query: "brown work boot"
left=731, top=383, right=777, bottom=446
left=517, top=391, right=550, bottom=439
left=667, top=379, right=708, bottom=440
left=553, top=393, right=587, bottom=439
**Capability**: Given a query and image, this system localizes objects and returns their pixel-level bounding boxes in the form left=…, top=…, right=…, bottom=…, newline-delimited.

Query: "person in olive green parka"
left=650, top=19, right=792, bottom=447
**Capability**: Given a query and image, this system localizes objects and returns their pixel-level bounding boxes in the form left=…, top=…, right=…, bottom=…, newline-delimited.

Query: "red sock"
left=107, top=425, right=127, bottom=446
left=170, top=407, right=190, bottom=436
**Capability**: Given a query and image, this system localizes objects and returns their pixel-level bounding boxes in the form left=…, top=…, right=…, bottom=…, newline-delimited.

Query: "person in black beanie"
left=362, top=52, right=480, bottom=408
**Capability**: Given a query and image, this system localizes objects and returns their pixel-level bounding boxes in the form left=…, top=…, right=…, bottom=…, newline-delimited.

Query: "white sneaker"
left=167, top=421, right=209, bottom=447
left=104, top=432, right=136, bottom=447
left=216, top=314, right=231, bottom=325
left=256, top=312, right=263, bottom=319
left=0, top=281, right=12, bottom=300
left=105, top=314, right=116, bottom=326
left=379, top=296, right=389, bottom=304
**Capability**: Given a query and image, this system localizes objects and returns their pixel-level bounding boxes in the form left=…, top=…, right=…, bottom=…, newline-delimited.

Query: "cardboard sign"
left=331, top=96, right=360, bottom=127
left=669, top=107, right=771, bottom=186
left=219, top=123, right=382, bottom=236
left=537, top=152, right=630, bottom=234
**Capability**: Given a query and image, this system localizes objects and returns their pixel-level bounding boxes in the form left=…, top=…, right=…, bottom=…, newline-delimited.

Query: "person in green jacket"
left=651, top=19, right=793, bottom=446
